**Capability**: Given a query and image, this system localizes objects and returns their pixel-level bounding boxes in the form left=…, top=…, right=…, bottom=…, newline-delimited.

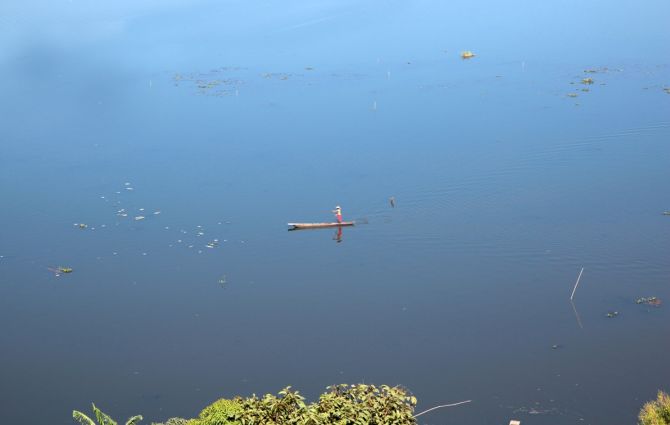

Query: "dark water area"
left=1, top=1, right=670, bottom=424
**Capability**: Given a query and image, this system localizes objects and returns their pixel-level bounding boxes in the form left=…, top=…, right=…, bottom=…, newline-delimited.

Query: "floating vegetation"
left=263, top=72, right=292, bottom=80
left=460, top=51, right=476, bottom=59
left=581, top=88, right=590, bottom=92
left=49, top=266, right=73, bottom=276
left=173, top=69, right=244, bottom=97
left=606, top=311, right=619, bottom=318
left=636, top=297, right=662, bottom=306
left=581, top=78, right=594, bottom=85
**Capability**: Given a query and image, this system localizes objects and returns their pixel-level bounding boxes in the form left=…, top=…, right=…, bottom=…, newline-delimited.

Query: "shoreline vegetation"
left=74, top=385, right=669, bottom=425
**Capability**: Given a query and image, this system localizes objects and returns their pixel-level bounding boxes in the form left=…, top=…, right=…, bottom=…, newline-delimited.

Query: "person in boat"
left=332, top=205, right=342, bottom=223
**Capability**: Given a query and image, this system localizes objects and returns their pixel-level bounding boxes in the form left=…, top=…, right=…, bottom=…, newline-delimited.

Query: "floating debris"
left=551, top=344, right=561, bottom=350
left=134, top=216, right=145, bottom=221
left=218, top=275, right=227, bottom=287
left=636, top=297, right=662, bottom=306
left=153, top=211, right=161, bottom=215
left=49, top=266, right=73, bottom=276
left=606, top=311, right=619, bottom=318
left=389, top=196, right=396, bottom=208
left=567, top=93, right=579, bottom=98
left=75, top=223, right=88, bottom=229
left=125, top=187, right=134, bottom=191
left=662, top=211, right=670, bottom=215
left=460, top=51, right=476, bottom=59
left=581, top=77, right=594, bottom=85
left=664, top=87, right=670, bottom=94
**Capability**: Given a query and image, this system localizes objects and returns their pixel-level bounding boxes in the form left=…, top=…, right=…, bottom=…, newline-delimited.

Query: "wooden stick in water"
left=570, top=267, right=584, bottom=301
left=414, top=400, right=472, bottom=418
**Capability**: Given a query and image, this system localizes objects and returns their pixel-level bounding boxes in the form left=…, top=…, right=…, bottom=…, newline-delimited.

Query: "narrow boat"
left=288, top=221, right=355, bottom=230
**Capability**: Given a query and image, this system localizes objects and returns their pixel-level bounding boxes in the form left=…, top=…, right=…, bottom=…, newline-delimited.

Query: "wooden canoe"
left=288, top=221, right=355, bottom=230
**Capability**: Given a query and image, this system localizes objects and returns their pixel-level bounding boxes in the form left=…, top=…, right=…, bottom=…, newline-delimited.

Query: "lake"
left=1, top=1, right=669, bottom=424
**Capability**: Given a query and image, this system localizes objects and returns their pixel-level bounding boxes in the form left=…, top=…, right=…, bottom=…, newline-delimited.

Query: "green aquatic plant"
left=315, top=384, right=417, bottom=425
left=115, top=384, right=419, bottom=425
left=639, top=391, right=670, bottom=425
left=73, top=403, right=142, bottom=425
left=151, top=419, right=188, bottom=425
left=234, top=387, right=309, bottom=424
left=187, top=398, right=243, bottom=425
left=230, top=384, right=416, bottom=425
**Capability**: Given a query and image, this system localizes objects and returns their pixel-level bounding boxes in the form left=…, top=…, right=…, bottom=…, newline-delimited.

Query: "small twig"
left=414, top=400, right=472, bottom=417
left=570, top=300, right=583, bottom=329
left=570, top=267, right=584, bottom=301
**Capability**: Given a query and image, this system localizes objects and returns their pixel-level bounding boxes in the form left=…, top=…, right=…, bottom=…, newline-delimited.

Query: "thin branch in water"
left=570, top=300, right=583, bottom=329
left=414, top=400, right=472, bottom=417
left=570, top=267, right=584, bottom=301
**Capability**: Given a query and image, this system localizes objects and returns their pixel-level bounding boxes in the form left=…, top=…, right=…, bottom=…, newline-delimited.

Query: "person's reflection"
left=333, top=226, right=343, bottom=243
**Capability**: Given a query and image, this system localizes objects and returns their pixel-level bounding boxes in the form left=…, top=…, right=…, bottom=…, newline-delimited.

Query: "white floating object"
left=139, top=208, right=145, bottom=211
left=153, top=211, right=161, bottom=215
left=134, top=216, right=145, bottom=221
left=510, top=421, right=521, bottom=425
left=125, top=182, right=131, bottom=186
left=125, top=187, right=134, bottom=191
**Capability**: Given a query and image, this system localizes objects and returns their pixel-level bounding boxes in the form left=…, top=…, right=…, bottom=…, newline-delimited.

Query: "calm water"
left=1, top=1, right=670, bottom=424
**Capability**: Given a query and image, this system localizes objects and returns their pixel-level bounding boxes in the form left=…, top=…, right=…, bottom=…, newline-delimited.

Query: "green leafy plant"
left=315, top=384, right=417, bottom=425
left=640, top=391, right=670, bottom=425
left=94, top=384, right=418, bottom=425
left=73, top=403, right=142, bottom=425
left=229, top=384, right=416, bottom=425
left=152, top=419, right=188, bottom=425
left=187, top=398, right=243, bottom=425
left=235, top=387, right=310, bottom=425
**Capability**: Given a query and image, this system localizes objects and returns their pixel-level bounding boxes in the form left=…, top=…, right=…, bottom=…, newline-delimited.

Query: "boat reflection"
left=288, top=223, right=349, bottom=243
